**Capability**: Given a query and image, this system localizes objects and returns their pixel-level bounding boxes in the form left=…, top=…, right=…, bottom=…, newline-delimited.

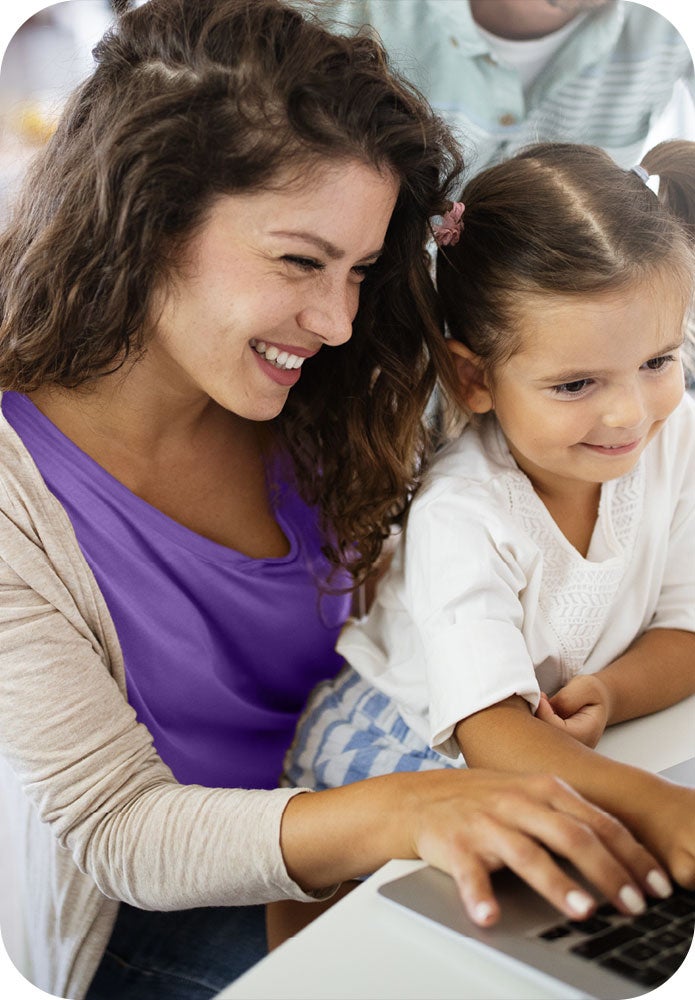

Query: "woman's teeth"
left=250, top=339, right=305, bottom=371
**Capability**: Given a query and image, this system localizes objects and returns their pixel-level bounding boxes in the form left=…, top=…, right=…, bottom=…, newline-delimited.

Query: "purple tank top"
left=2, top=391, right=350, bottom=789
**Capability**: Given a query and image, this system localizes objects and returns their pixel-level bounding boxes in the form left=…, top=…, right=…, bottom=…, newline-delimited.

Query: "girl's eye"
left=642, top=354, right=675, bottom=372
left=551, top=378, right=592, bottom=397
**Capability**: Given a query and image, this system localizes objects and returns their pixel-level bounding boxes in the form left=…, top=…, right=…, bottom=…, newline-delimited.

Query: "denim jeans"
left=85, top=901, right=268, bottom=1000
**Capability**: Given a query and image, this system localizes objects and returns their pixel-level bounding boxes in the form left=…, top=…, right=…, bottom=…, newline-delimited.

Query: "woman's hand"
left=627, top=778, right=695, bottom=892
left=404, top=769, right=670, bottom=926
left=279, top=768, right=670, bottom=928
left=535, top=677, right=611, bottom=748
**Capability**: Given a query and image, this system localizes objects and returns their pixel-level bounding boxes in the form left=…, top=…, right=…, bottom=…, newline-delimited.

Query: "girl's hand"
left=535, top=676, right=610, bottom=748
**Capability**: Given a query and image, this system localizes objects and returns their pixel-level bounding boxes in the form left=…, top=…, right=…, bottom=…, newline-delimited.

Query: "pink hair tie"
left=432, top=201, right=465, bottom=246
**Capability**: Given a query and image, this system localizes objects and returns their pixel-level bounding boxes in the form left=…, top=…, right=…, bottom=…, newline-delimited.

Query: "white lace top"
left=337, top=395, right=695, bottom=758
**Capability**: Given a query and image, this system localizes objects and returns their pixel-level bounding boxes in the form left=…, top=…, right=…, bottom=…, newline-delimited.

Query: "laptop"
left=378, top=757, right=695, bottom=1000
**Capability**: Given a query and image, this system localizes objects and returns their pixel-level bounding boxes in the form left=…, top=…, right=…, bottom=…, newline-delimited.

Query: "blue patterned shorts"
left=281, top=663, right=461, bottom=790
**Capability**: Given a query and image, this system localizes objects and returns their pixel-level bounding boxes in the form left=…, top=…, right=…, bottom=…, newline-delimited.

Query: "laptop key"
left=644, top=894, right=665, bottom=908
left=539, top=925, right=572, bottom=941
left=599, top=956, right=642, bottom=979
left=632, top=910, right=670, bottom=931
left=571, top=924, right=642, bottom=959
left=659, top=895, right=695, bottom=918
left=566, top=916, right=611, bottom=935
left=599, top=955, right=667, bottom=988
left=652, top=927, right=690, bottom=949
left=620, top=940, right=660, bottom=964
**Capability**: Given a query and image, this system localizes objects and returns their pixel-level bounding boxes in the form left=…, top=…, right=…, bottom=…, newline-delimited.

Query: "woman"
left=0, top=2, right=667, bottom=998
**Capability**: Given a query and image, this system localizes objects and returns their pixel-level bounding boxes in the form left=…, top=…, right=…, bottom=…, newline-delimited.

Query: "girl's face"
left=467, top=277, right=687, bottom=503
left=147, top=159, right=399, bottom=421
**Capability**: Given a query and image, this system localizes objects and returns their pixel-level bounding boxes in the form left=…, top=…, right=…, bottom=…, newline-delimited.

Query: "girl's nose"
left=603, top=384, right=647, bottom=429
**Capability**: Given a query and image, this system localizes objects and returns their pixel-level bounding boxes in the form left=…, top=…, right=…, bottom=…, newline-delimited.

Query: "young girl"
left=283, top=140, right=695, bottom=898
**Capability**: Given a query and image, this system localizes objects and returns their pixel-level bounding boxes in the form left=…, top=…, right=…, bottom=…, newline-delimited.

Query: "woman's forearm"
left=278, top=764, right=675, bottom=927
left=279, top=774, right=419, bottom=889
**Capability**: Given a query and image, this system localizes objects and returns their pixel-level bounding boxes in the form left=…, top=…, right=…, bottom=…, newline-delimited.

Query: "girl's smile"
left=580, top=439, right=642, bottom=456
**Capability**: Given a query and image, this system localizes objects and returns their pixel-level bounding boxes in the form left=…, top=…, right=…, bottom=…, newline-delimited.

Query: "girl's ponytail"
left=640, top=140, right=695, bottom=241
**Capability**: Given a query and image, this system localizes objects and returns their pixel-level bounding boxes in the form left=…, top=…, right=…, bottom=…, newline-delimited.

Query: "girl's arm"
left=594, top=627, right=695, bottom=723
left=455, top=696, right=695, bottom=891
left=537, top=628, right=695, bottom=747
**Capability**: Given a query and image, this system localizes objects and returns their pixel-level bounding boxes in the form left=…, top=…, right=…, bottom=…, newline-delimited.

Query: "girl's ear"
left=446, top=339, right=494, bottom=413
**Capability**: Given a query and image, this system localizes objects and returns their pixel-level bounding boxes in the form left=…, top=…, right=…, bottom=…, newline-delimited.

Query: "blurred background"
left=0, top=1, right=137, bottom=220
left=0, top=1, right=694, bottom=226
left=0, top=2, right=117, bottom=218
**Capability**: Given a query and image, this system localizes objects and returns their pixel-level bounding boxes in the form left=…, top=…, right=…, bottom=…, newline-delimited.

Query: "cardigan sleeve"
left=0, top=499, right=327, bottom=910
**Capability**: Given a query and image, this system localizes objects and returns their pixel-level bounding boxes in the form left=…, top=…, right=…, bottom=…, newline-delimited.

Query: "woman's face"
left=148, top=159, right=400, bottom=421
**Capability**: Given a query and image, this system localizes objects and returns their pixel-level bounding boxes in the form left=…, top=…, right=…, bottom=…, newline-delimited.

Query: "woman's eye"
left=642, top=354, right=675, bottom=372
left=351, top=264, right=373, bottom=281
left=283, top=255, right=324, bottom=272
left=282, top=255, right=375, bottom=281
left=552, top=378, right=592, bottom=397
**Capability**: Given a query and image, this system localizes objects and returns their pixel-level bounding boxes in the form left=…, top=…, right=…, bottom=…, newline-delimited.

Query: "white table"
left=216, top=694, right=695, bottom=1000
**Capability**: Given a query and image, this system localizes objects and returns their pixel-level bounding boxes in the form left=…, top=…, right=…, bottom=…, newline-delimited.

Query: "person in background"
left=282, top=140, right=695, bottom=955
left=315, top=1, right=695, bottom=175
left=0, top=2, right=667, bottom=998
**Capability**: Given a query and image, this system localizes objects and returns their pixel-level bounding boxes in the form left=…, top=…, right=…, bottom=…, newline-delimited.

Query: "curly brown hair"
left=0, top=0, right=464, bottom=584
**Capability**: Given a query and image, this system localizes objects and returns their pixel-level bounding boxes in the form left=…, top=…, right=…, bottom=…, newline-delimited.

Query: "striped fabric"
left=281, top=664, right=461, bottom=791
left=317, top=1, right=694, bottom=171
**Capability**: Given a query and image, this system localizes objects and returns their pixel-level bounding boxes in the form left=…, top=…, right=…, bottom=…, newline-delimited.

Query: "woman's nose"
left=297, top=279, right=357, bottom=347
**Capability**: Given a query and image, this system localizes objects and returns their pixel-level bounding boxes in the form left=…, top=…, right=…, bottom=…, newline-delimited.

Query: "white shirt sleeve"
left=403, top=483, right=542, bottom=756
left=650, top=393, right=695, bottom=632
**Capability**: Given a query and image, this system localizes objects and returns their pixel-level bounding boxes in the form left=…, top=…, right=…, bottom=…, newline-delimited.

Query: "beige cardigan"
left=0, top=397, right=319, bottom=1000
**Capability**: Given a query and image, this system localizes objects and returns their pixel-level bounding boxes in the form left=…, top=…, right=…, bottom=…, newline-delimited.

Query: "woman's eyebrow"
left=269, top=230, right=383, bottom=261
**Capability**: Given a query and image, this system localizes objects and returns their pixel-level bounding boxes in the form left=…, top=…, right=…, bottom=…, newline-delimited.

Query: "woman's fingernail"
left=646, top=870, right=672, bottom=898
left=566, top=890, right=594, bottom=918
left=473, top=901, right=495, bottom=924
left=619, top=885, right=646, bottom=915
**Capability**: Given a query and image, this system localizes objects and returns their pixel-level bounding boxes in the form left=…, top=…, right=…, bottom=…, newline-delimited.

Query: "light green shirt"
left=316, top=0, right=695, bottom=172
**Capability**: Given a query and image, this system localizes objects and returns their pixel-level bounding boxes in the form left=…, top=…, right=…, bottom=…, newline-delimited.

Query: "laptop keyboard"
left=536, top=884, right=695, bottom=990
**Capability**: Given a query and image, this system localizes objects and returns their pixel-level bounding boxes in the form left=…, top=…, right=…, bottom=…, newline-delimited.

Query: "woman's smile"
left=249, top=338, right=317, bottom=387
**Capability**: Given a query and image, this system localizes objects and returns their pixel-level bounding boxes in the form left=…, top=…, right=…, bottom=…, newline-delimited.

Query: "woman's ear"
left=446, top=339, right=494, bottom=413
